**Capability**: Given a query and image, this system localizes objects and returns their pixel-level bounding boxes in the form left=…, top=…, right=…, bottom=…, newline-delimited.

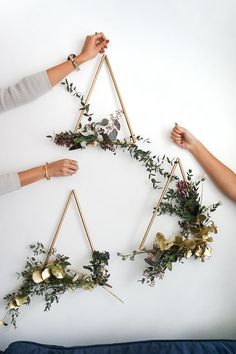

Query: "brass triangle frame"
left=44, top=190, right=124, bottom=303
left=44, top=190, right=94, bottom=265
left=73, top=54, right=136, bottom=144
left=138, top=158, right=187, bottom=250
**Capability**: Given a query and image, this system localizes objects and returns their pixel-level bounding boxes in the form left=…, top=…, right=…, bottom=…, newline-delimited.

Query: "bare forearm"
left=47, top=54, right=86, bottom=87
left=0, top=33, right=109, bottom=114
left=190, top=141, right=236, bottom=201
left=18, top=159, right=79, bottom=188
left=47, top=33, right=109, bottom=87
left=18, top=166, right=45, bottom=187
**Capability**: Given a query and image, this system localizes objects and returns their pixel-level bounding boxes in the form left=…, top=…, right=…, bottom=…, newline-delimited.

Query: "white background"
left=0, top=0, right=236, bottom=350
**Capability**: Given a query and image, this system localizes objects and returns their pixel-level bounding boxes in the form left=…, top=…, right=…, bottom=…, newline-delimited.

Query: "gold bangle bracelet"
left=44, top=162, right=51, bottom=180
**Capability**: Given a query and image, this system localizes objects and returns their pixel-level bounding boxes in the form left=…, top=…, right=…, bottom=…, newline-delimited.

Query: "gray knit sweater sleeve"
left=0, top=70, right=52, bottom=113
left=0, top=173, right=20, bottom=196
left=0, top=70, right=52, bottom=195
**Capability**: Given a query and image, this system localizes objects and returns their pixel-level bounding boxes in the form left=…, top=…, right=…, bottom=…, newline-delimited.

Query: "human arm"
left=47, top=32, right=109, bottom=86
left=171, top=123, right=236, bottom=201
left=0, top=33, right=109, bottom=113
left=0, top=159, right=78, bottom=196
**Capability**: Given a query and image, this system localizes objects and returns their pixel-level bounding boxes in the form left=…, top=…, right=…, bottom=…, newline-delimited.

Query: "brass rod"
left=102, top=286, right=124, bottom=304
left=74, top=54, right=106, bottom=132
left=3, top=311, right=8, bottom=323
left=72, top=190, right=95, bottom=252
left=104, top=56, right=136, bottom=144
left=45, top=191, right=74, bottom=265
left=138, top=160, right=180, bottom=250
left=177, top=158, right=187, bottom=182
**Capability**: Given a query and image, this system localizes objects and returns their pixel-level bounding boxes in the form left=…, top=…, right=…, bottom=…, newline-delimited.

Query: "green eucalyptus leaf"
left=167, top=262, right=172, bottom=271
left=101, top=118, right=109, bottom=126
left=114, top=120, right=121, bottom=130
left=108, top=129, right=118, bottom=141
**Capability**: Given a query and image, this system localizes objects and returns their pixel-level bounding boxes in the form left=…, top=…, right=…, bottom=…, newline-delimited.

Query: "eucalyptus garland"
left=2, top=243, right=110, bottom=328
left=118, top=173, right=220, bottom=286
left=0, top=75, right=222, bottom=331
left=47, top=79, right=176, bottom=190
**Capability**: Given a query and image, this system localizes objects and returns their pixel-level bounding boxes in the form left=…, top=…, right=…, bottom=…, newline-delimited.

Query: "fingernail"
left=175, top=122, right=178, bottom=127
left=106, top=39, right=109, bottom=43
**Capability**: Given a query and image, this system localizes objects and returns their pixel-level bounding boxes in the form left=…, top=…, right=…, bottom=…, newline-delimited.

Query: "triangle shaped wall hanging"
left=50, top=56, right=169, bottom=191
left=138, top=157, right=187, bottom=250
left=118, top=158, right=218, bottom=286
left=2, top=190, right=123, bottom=328
left=44, top=189, right=94, bottom=265
left=44, top=189, right=123, bottom=302
left=73, top=54, right=136, bottom=144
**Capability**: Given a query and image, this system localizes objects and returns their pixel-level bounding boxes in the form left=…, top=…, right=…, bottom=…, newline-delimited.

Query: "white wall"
left=0, top=0, right=236, bottom=350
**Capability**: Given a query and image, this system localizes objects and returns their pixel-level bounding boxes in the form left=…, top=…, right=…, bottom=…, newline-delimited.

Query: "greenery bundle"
left=0, top=75, right=221, bottom=330
left=118, top=173, right=220, bottom=286
left=47, top=79, right=176, bottom=190
left=3, top=243, right=110, bottom=328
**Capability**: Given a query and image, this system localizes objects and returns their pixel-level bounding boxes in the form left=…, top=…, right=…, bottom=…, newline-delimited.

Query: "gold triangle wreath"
left=44, top=190, right=94, bottom=265
left=138, top=158, right=187, bottom=250
left=73, top=54, right=136, bottom=144
left=44, top=190, right=123, bottom=303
